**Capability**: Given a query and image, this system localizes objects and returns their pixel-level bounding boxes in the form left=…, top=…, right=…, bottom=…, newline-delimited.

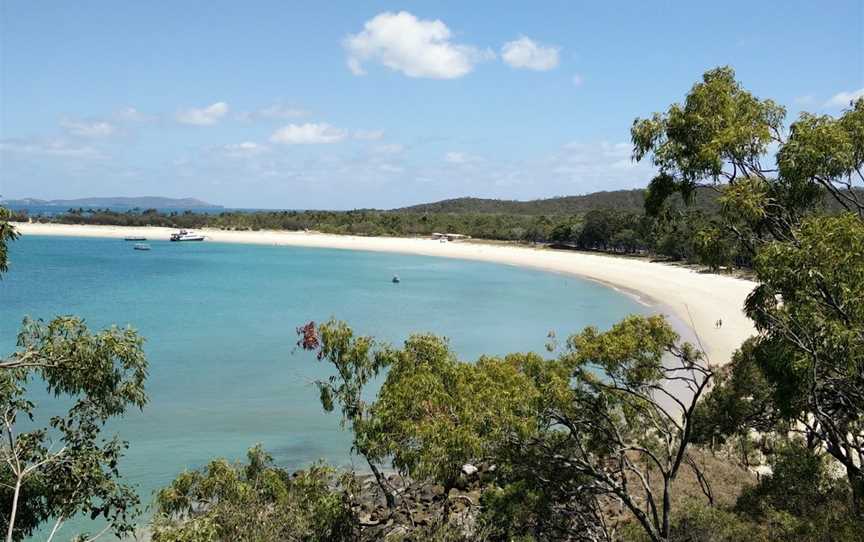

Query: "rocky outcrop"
left=353, top=463, right=492, bottom=541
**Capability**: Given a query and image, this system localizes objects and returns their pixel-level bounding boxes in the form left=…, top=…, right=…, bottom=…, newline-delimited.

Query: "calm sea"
left=1, top=235, right=650, bottom=538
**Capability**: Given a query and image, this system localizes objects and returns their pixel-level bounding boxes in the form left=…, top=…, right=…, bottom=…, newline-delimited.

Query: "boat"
left=392, top=275, right=400, bottom=283
left=133, top=243, right=151, bottom=251
left=124, top=236, right=147, bottom=241
left=169, top=229, right=205, bottom=242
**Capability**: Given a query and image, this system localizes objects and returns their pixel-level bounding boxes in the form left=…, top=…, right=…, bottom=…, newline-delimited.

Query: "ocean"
left=1, top=235, right=651, bottom=538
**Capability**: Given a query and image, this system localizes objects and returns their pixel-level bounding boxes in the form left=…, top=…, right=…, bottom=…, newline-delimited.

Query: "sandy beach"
left=13, top=222, right=756, bottom=366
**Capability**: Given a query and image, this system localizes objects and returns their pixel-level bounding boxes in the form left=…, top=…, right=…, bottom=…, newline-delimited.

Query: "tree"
left=0, top=207, right=18, bottom=275
left=512, top=315, right=713, bottom=542
left=295, top=320, right=397, bottom=508
left=1, top=208, right=149, bottom=542
left=297, top=322, right=539, bottom=518
left=362, top=343, right=539, bottom=518
left=632, top=67, right=864, bottom=516
left=745, top=213, right=864, bottom=512
left=151, top=445, right=357, bottom=542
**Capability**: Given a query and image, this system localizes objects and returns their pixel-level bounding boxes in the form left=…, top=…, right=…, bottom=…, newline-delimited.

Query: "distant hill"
left=393, top=186, right=861, bottom=216
left=2, top=196, right=221, bottom=209
left=392, top=190, right=706, bottom=215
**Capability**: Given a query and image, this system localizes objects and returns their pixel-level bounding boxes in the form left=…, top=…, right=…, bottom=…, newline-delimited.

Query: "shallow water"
left=1, top=235, right=651, bottom=538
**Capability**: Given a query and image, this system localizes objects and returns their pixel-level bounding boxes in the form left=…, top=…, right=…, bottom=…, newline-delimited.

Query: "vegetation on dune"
left=3, top=65, right=864, bottom=540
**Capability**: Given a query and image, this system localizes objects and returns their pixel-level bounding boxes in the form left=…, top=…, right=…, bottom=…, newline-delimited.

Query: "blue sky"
left=1, top=1, right=862, bottom=209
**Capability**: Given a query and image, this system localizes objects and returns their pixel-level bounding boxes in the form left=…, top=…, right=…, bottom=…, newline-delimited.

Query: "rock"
left=358, top=513, right=380, bottom=526
left=461, top=463, right=478, bottom=476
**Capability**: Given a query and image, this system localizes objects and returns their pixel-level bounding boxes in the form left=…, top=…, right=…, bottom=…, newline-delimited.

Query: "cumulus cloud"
left=176, top=102, right=230, bottom=125
left=60, top=118, right=117, bottom=138
left=501, top=37, right=560, bottom=71
left=824, top=88, right=864, bottom=108
left=236, top=103, right=308, bottom=121
left=354, top=129, right=385, bottom=141
left=270, top=123, right=347, bottom=144
left=343, top=11, right=492, bottom=79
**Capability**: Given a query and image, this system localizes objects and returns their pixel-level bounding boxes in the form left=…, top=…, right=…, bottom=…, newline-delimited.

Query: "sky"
left=1, top=1, right=862, bottom=209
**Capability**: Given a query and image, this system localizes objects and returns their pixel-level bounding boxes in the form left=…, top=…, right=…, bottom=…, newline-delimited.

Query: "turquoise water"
left=1, top=235, right=650, bottom=538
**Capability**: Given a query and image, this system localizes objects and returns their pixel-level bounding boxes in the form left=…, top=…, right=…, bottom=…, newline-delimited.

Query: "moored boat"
left=170, top=230, right=205, bottom=242
left=133, top=243, right=151, bottom=251
left=124, top=236, right=147, bottom=241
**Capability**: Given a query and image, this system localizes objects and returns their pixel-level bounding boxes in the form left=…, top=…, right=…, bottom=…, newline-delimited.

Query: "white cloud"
left=60, top=118, right=117, bottom=138
left=176, top=102, right=229, bottom=125
left=270, top=123, right=347, bottom=144
left=114, top=107, right=154, bottom=122
left=236, top=103, right=308, bottom=121
left=343, top=11, right=492, bottom=79
left=572, top=73, right=585, bottom=87
left=0, top=138, right=105, bottom=159
left=354, top=129, right=385, bottom=141
left=444, top=151, right=480, bottom=164
left=221, top=142, right=269, bottom=158
left=824, top=88, right=864, bottom=108
left=501, top=37, right=560, bottom=71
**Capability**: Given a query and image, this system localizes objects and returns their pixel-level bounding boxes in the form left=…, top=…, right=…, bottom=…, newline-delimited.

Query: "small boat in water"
left=392, top=275, right=400, bottom=283
left=133, top=243, right=151, bottom=251
left=170, top=229, right=205, bottom=242
left=124, top=236, right=147, bottom=241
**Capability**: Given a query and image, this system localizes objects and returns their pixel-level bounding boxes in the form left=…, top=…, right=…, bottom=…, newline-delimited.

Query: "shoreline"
left=12, top=222, right=757, bottom=366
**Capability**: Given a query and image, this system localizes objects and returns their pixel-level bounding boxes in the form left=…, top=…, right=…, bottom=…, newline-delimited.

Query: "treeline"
left=22, top=184, right=856, bottom=270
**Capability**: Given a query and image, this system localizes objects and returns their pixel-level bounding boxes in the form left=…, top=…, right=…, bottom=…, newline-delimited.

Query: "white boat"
left=133, top=243, right=151, bottom=251
left=169, top=229, right=205, bottom=242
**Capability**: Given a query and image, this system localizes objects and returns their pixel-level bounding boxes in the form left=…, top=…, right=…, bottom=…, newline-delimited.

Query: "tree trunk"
left=367, top=459, right=396, bottom=509
left=848, top=464, right=864, bottom=518
left=661, top=477, right=671, bottom=539
left=5, top=476, right=21, bottom=542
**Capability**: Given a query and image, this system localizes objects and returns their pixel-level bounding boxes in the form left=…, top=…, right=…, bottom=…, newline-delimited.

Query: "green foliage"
left=632, top=66, right=785, bottom=187
left=1, top=208, right=149, bottom=541
left=743, top=212, right=864, bottom=510
left=0, top=206, right=19, bottom=275
left=691, top=339, right=781, bottom=449
left=1, top=317, right=148, bottom=541
left=152, top=445, right=358, bottom=542
left=692, top=226, right=734, bottom=270
left=364, top=343, right=540, bottom=490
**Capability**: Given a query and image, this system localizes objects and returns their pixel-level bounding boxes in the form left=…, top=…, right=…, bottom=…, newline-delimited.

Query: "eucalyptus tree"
left=296, top=320, right=539, bottom=517
left=0, top=209, right=149, bottom=541
left=514, top=315, right=713, bottom=542
left=632, top=68, right=864, bottom=514
left=295, top=320, right=397, bottom=508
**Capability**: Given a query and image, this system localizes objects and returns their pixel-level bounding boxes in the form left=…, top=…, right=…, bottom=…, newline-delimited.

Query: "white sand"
left=12, top=222, right=756, bottom=366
